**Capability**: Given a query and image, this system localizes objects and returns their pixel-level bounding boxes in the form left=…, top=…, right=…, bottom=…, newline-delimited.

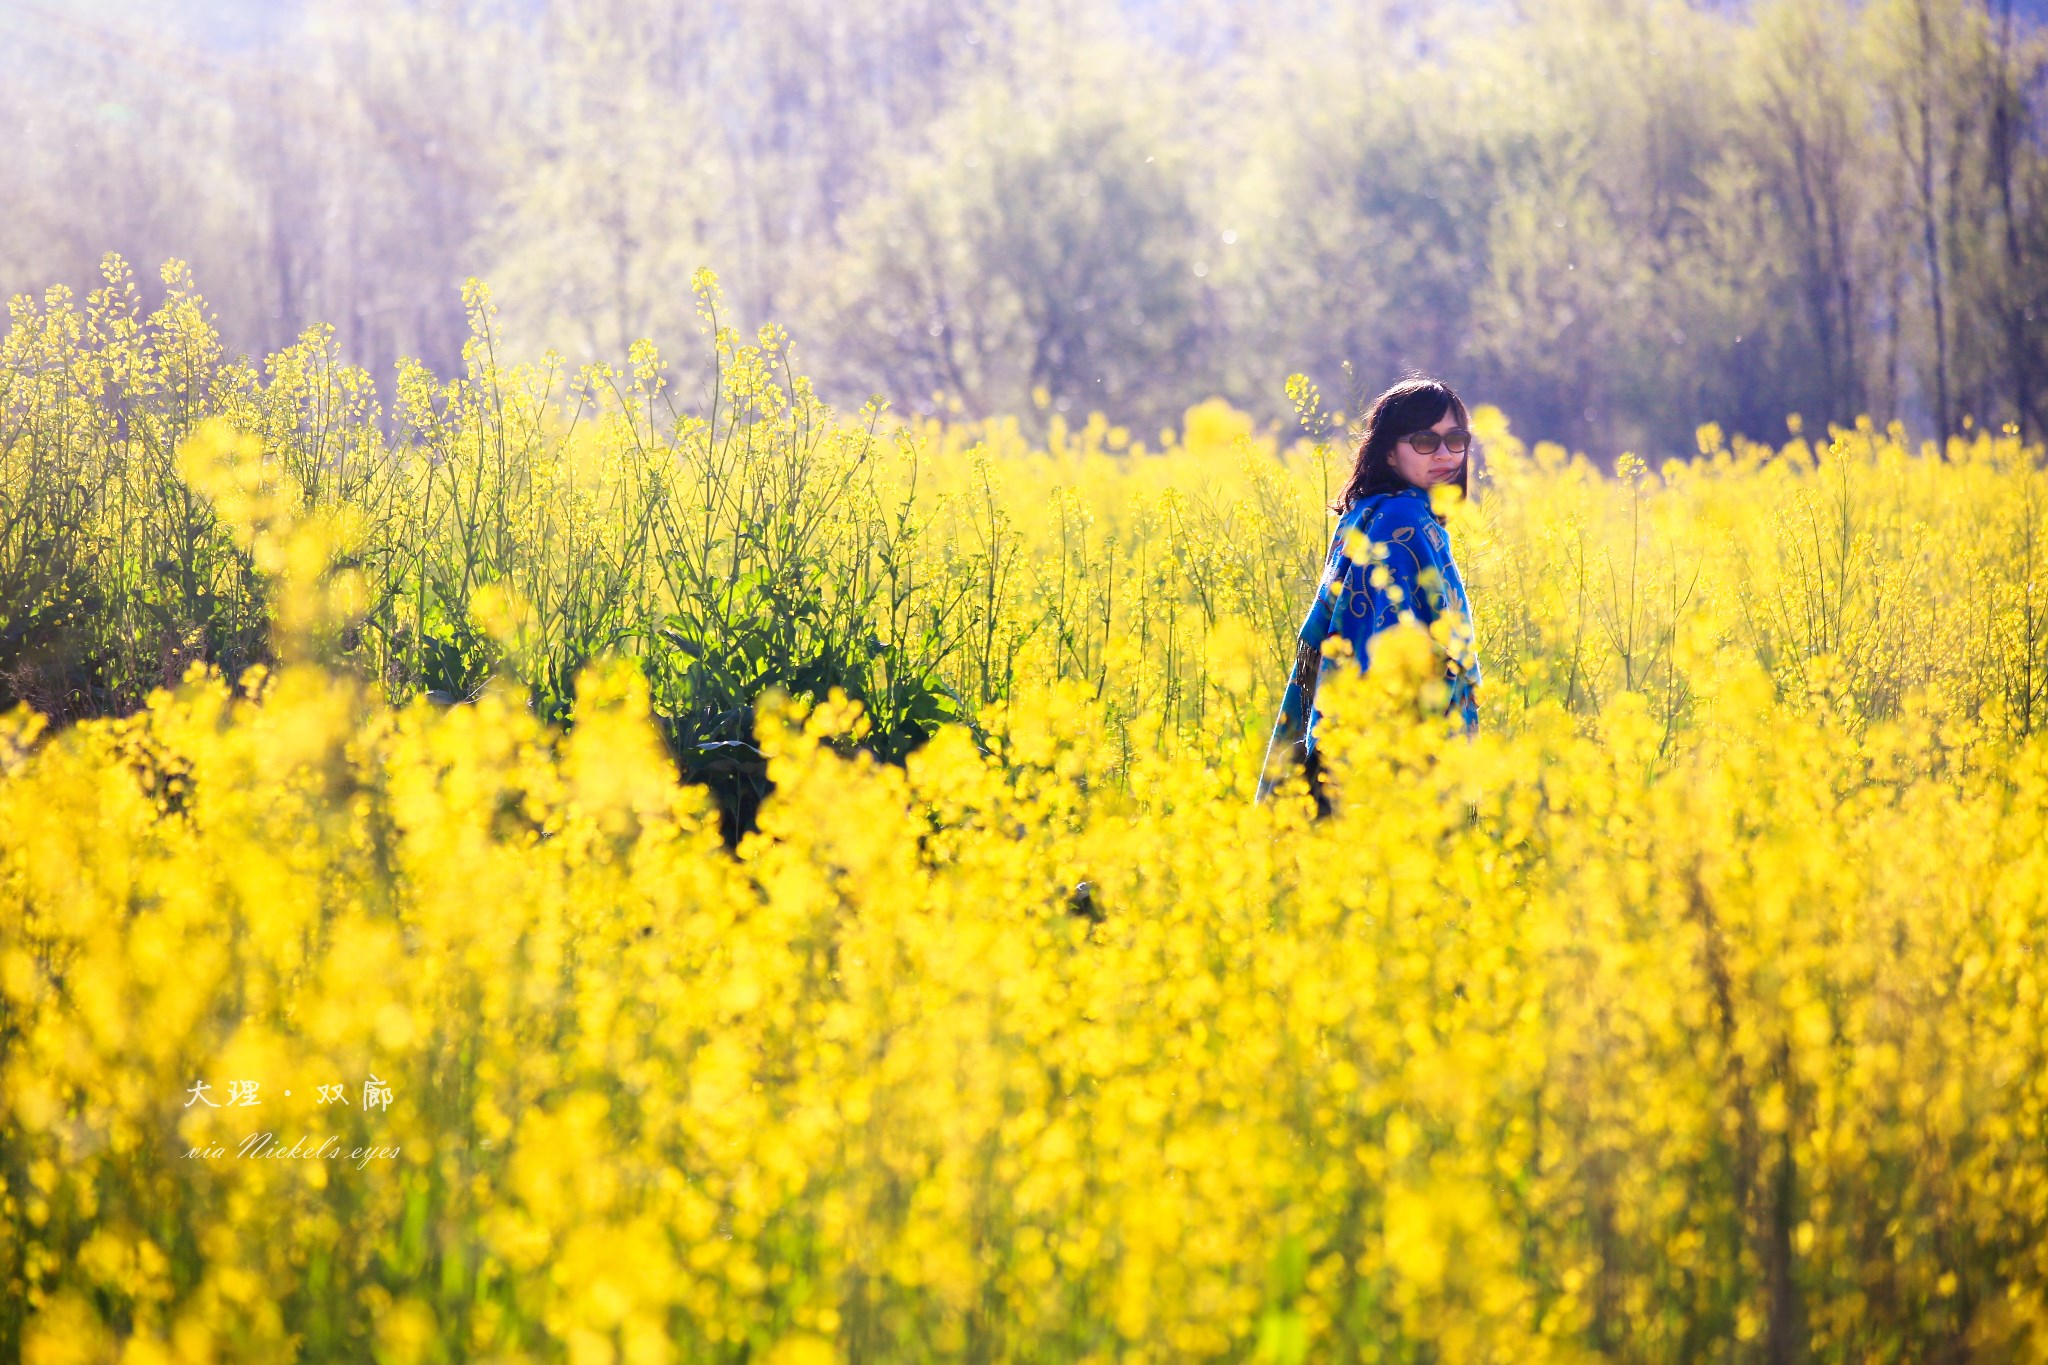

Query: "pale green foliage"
left=3, top=0, right=2044, bottom=448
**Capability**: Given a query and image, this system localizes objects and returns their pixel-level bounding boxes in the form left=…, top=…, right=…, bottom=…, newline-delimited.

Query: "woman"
left=1255, top=376, right=1482, bottom=811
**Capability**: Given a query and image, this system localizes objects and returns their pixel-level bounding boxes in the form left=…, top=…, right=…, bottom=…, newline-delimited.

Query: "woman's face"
left=1389, top=409, right=1467, bottom=490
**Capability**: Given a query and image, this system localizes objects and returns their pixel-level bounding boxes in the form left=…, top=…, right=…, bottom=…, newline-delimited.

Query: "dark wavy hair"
left=1331, top=374, right=1472, bottom=514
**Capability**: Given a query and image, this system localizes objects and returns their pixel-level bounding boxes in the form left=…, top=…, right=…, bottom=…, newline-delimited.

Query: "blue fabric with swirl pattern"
left=1295, top=486, right=1481, bottom=752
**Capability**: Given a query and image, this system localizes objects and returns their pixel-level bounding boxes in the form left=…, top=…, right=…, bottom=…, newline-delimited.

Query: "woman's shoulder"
left=1349, top=487, right=1434, bottom=534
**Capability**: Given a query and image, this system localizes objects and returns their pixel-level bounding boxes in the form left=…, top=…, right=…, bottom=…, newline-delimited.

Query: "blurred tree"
left=1870, top=0, right=1982, bottom=436
left=302, top=0, right=533, bottom=376
left=820, top=82, right=1206, bottom=426
left=0, top=0, right=2043, bottom=454
left=1728, top=0, right=1883, bottom=429
left=1457, top=0, right=1748, bottom=454
left=477, top=14, right=728, bottom=362
left=1467, top=146, right=1650, bottom=455
left=1983, top=0, right=2048, bottom=437
left=1221, top=25, right=1492, bottom=437
left=709, top=0, right=1006, bottom=323
left=1860, top=0, right=2048, bottom=437
left=0, top=4, right=245, bottom=341
left=1942, top=0, right=2048, bottom=438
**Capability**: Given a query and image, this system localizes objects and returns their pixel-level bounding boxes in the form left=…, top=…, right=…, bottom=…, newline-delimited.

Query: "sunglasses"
left=1402, top=428, right=1472, bottom=456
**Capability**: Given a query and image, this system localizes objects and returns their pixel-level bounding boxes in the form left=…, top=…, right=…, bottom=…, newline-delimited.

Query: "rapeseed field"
left=5, top=262, right=2048, bottom=1362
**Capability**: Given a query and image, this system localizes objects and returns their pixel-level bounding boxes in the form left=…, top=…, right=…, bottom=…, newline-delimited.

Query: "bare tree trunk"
left=1886, top=259, right=1906, bottom=421
left=1912, top=0, right=1954, bottom=438
left=1991, top=0, right=2036, bottom=438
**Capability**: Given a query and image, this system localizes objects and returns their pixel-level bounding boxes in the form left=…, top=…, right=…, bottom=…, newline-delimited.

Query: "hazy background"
left=2, top=0, right=2044, bottom=457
